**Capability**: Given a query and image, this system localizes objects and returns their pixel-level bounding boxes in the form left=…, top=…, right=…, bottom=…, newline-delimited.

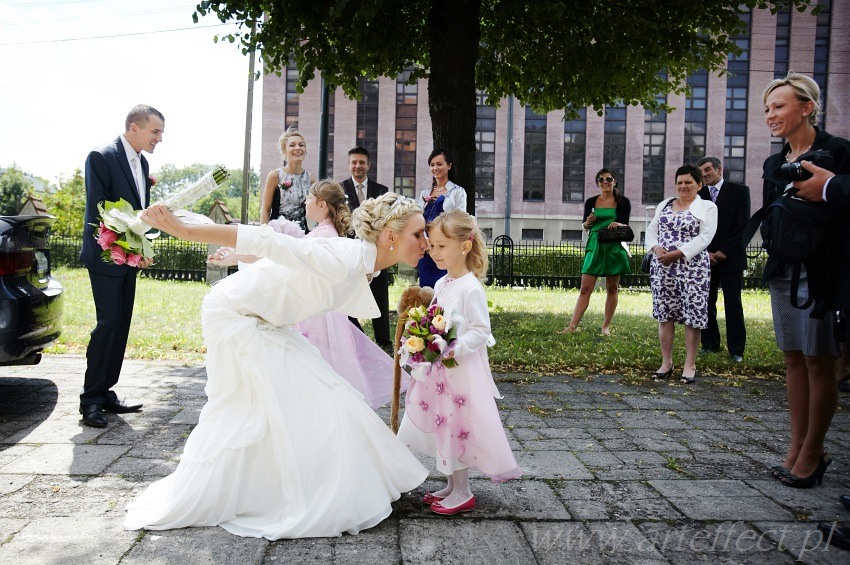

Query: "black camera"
left=775, top=149, right=835, bottom=183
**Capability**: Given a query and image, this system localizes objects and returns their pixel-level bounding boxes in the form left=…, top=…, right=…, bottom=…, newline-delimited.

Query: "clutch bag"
left=596, top=225, right=635, bottom=243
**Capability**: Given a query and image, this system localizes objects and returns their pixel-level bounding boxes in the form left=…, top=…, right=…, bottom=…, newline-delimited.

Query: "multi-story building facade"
left=261, top=2, right=849, bottom=242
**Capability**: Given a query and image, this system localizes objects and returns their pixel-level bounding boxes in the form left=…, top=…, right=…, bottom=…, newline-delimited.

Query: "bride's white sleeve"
left=234, top=224, right=354, bottom=279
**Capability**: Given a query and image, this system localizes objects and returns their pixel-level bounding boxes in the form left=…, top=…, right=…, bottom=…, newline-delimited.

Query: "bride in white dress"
left=125, top=192, right=429, bottom=540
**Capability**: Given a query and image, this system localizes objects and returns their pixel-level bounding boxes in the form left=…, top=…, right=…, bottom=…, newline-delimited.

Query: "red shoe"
left=430, top=496, right=475, bottom=515
left=422, top=492, right=445, bottom=505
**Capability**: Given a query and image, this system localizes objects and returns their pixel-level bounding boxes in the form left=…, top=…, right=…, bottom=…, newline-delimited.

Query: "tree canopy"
left=0, top=165, right=34, bottom=216
left=152, top=163, right=261, bottom=220
left=41, top=170, right=86, bottom=234
left=196, top=0, right=815, bottom=211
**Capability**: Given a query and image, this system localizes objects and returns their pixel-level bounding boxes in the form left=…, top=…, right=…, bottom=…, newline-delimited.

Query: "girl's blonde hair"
left=277, top=126, right=306, bottom=163
left=352, top=192, right=422, bottom=244
left=310, top=180, right=352, bottom=236
left=427, top=209, right=488, bottom=281
left=762, top=72, right=821, bottom=127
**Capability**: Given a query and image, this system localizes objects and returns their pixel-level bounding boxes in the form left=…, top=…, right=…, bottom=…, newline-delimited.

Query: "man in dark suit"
left=697, top=156, right=750, bottom=362
left=79, top=105, right=164, bottom=427
left=341, top=146, right=392, bottom=347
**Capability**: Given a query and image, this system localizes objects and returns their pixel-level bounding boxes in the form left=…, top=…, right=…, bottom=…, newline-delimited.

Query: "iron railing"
left=487, top=236, right=768, bottom=289
left=51, top=232, right=769, bottom=288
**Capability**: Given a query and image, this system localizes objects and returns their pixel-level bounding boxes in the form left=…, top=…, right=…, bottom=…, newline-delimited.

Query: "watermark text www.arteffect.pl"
left=528, top=522, right=845, bottom=561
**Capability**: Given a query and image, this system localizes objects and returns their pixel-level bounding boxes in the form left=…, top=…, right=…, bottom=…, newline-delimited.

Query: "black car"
left=0, top=215, right=64, bottom=365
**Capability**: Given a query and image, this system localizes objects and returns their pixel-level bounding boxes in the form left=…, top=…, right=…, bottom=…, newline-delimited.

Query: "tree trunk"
left=428, top=0, right=480, bottom=215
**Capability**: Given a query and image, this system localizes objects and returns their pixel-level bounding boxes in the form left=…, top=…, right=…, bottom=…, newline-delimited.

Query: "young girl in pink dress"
left=398, top=210, right=522, bottom=515
left=211, top=180, right=406, bottom=408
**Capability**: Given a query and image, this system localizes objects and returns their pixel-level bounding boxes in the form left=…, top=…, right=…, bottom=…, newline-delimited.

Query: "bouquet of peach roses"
left=398, top=302, right=459, bottom=381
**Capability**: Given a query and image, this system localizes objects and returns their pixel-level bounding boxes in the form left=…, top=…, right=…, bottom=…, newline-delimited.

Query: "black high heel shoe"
left=781, top=454, right=832, bottom=488
left=652, top=367, right=673, bottom=381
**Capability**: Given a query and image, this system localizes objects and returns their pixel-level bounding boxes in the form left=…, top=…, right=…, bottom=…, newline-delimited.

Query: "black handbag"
left=640, top=252, right=652, bottom=273
left=596, top=225, right=634, bottom=243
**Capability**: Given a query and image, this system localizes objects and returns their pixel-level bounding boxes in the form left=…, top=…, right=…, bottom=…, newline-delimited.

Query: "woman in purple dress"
left=645, top=165, right=717, bottom=384
left=416, top=148, right=467, bottom=288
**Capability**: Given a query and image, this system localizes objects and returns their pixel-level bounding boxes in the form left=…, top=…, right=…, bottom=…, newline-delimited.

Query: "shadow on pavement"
left=0, top=377, right=58, bottom=452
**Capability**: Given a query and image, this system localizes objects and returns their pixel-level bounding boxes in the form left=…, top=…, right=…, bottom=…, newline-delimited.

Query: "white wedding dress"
left=124, top=226, right=428, bottom=539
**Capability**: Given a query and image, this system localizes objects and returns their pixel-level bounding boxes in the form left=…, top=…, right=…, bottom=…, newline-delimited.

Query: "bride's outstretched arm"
left=142, top=204, right=238, bottom=247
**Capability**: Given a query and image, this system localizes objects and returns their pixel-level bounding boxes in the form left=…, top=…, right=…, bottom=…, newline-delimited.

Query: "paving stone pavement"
left=1, top=355, right=849, bottom=564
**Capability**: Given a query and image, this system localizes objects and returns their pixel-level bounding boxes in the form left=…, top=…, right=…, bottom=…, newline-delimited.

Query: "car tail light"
left=0, top=251, right=34, bottom=275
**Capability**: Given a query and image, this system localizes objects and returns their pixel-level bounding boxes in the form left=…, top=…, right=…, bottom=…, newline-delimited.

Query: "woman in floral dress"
left=645, top=164, right=717, bottom=384
left=260, top=127, right=315, bottom=231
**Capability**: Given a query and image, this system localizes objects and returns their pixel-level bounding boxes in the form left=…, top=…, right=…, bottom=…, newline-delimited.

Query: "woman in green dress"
left=557, top=169, right=631, bottom=336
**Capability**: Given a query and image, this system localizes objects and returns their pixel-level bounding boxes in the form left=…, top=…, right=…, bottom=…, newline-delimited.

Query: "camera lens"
left=778, top=161, right=812, bottom=182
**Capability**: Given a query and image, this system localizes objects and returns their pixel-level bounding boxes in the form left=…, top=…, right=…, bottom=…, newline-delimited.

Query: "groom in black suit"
left=341, top=147, right=392, bottom=347
left=697, top=156, right=750, bottom=362
left=79, top=105, right=164, bottom=427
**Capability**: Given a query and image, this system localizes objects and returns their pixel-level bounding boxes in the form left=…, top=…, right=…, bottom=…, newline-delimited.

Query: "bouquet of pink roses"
left=94, top=166, right=229, bottom=267
left=398, top=302, right=459, bottom=381
left=94, top=199, right=157, bottom=267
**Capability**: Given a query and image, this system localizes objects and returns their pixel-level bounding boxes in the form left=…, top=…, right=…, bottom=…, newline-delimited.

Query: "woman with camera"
left=761, top=73, right=850, bottom=488
left=557, top=169, right=631, bottom=336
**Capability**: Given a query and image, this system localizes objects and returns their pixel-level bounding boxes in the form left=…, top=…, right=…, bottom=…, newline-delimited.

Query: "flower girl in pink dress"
left=211, top=180, right=406, bottom=408
left=398, top=210, right=522, bottom=515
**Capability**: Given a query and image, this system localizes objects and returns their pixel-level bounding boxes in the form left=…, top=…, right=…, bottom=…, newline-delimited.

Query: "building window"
left=723, top=12, right=751, bottom=184
left=561, top=229, right=582, bottom=242
left=603, top=104, right=627, bottom=185
left=684, top=70, right=708, bottom=166
left=521, top=228, right=544, bottom=241
left=356, top=78, right=379, bottom=182
left=523, top=107, right=546, bottom=202
left=814, top=0, right=831, bottom=128
left=562, top=108, right=586, bottom=203
left=771, top=10, right=792, bottom=157
left=642, top=94, right=667, bottom=204
left=481, top=227, right=493, bottom=241
left=394, top=70, right=417, bottom=197
left=475, top=91, right=496, bottom=201
left=285, top=66, right=300, bottom=130
left=326, top=86, right=336, bottom=176
left=774, top=9, right=791, bottom=79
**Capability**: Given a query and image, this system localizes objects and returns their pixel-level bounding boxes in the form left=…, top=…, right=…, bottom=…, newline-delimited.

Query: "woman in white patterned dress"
left=645, top=164, right=717, bottom=384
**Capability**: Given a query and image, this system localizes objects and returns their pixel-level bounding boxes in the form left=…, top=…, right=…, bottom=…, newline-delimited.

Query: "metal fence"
left=51, top=233, right=769, bottom=288
left=51, top=233, right=208, bottom=282
left=486, top=236, right=769, bottom=289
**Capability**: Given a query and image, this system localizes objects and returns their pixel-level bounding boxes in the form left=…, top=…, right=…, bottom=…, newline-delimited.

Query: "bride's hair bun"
left=352, top=193, right=421, bottom=243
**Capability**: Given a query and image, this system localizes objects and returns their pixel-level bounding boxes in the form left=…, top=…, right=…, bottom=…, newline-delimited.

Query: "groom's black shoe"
left=102, top=399, right=143, bottom=413
left=80, top=405, right=108, bottom=428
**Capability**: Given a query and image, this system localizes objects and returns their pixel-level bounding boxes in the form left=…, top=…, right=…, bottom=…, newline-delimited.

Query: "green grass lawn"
left=48, top=267, right=785, bottom=382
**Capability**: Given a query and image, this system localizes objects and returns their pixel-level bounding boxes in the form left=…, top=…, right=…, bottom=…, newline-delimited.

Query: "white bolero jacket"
left=644, top=197, right=718, bottom=261
left=416, top=181, right=467, bottom=213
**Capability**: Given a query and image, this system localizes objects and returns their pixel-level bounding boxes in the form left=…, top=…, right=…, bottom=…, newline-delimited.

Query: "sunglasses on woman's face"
left=597, top=176, right=615, bottom=183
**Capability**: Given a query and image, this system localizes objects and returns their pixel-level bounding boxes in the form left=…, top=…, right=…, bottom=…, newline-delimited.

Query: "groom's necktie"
left=356, top=183, right=365, bottom=204
left=130, top=154, right=146, bottom=207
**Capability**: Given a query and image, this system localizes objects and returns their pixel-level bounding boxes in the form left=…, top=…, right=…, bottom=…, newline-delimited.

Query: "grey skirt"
left=769, top=266, right=838, bottom=357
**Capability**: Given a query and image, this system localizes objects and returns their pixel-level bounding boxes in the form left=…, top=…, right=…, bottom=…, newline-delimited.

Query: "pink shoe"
left=422, top=492, right=445, bottom=505
left=430, top=496, right=475, bottom=515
